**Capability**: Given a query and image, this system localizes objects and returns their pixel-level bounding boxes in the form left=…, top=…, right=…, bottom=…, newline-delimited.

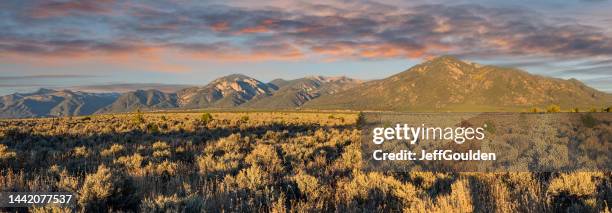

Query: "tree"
left=201, top=112, right=213, bottom=125
left=356, top=111, right=366, bottom=129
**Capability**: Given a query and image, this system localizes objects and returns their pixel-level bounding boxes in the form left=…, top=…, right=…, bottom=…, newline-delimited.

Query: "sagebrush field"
left=0, top=111, right=610, bottom=212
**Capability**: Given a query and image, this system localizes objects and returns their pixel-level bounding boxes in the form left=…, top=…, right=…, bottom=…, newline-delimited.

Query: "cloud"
left=70, top=83, right=193, bottom=93
left=2, top=0, right=612, bottom=66
left=0, top=83, right=50, bottom=88
left=0, top=74, right=97, bottom=81
left=582, top=76, right=612, bottom=92
left=556, top=65, right=612, bottom=76
left=24, top=0, right=116, bottom=19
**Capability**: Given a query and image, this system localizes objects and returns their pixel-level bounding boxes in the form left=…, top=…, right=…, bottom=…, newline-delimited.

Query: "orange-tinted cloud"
left=236, top=19, right=277, bottom=34
left=0, top=41, right=189, bottom=73
left=210, top=22, right=230, bottom=32
left=179, top=42, right=304, bottom=62
left=26, top=0, right=116, bottom=18
left=312, top=42, right=429, bottom=60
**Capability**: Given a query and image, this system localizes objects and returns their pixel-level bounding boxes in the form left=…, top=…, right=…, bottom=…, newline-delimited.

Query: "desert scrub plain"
left=0, top=111, right=610, bottom=212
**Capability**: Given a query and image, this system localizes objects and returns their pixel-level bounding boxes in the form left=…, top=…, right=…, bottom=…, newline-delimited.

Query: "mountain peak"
left=33, top=88, right=57, bottom=94
left=213, top=74, right=254, bottom=82
left=426, top=55, right=463, bottom=64
left=398, top=55, right=474, bottom=78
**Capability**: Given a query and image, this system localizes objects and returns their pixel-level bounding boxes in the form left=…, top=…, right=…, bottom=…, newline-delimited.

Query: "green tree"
left=356, top=111, right=366, bottom=129
left=201, top=112, right=213, bottom=125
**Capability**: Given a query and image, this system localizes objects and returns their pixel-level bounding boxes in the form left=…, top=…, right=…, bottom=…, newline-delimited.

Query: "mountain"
left=0, top=89, right=118, bottom=118
left=96, top=74, right=362, bottom=112
left=246, top=76, right=362, bottom=108
left=1, top=58, right=611, bottom=118
left=96, top=89, right=177, bottom=113
left=176, top=74, right=275, bottom=108
left=304, top=56, right=612, bottom=111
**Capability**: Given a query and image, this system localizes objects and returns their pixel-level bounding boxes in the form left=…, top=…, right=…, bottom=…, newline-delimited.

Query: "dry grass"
left=0, top=111, right=609, bottom=212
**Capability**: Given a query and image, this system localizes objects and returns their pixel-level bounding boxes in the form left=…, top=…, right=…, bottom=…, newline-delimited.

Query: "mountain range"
left=1, top=56, right=611, bottom=118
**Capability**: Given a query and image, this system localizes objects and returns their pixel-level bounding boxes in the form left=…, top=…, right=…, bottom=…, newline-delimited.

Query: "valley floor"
left=0, top=112, right=609, bottom=212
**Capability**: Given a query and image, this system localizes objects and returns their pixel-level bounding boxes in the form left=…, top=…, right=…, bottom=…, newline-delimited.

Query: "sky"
left=1, top=0, right=612, bottom=95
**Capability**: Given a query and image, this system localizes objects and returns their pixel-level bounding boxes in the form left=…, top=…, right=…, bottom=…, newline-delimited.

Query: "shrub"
left=72, top=146, right=89, bottom=158
left=114, top=153, right=144, bottom=176
left=101, top=144, right=126, bottom=157
left=201, top=112, right=213, bottom=125
left=547, top=172, right=600, bottom=211
left=140, top=194, right=203, bottom=212
left=581, top=113, right=599, bottom=128
left=57, top=169, right=79, bottom=193
left=548, top=173, right=598, bottom=198
left=484, top=121, right=496, bottom=134
left=30, top=206, right=74, bottom=213
left=356, top=111, right=365, bottom=128
left=294, top=171, right=320, bottom=200
left=236, top=165, right=269, bottom=191
left=146, top=123, right=160, bottom=134
left=132, top=109, right=145, bottom=124
left=78, top=165, right=140, bottom=212
left=240, top=115, right=250, bottom=122
left=336, top=172, right=417, bottom=211
left=153, top=149, right=172, bottom=158
left=0, top=144, right=16, bottom=160
left=146, top=160, right=178, bottom=176
left=430, top=179, right=474, bottom=212
left=546, top=104, right=561, bottom=113
left=245, top=144, right=283, bottom=175
left=152, top=141, right=170, bottom=150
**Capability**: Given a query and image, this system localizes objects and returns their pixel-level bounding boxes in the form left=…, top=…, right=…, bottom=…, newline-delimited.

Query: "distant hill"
left=0, top=89, right=118, bottom=118
left=96, top=89, right=177, bottom=113
left=304, top=56, right=612, bottom=111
